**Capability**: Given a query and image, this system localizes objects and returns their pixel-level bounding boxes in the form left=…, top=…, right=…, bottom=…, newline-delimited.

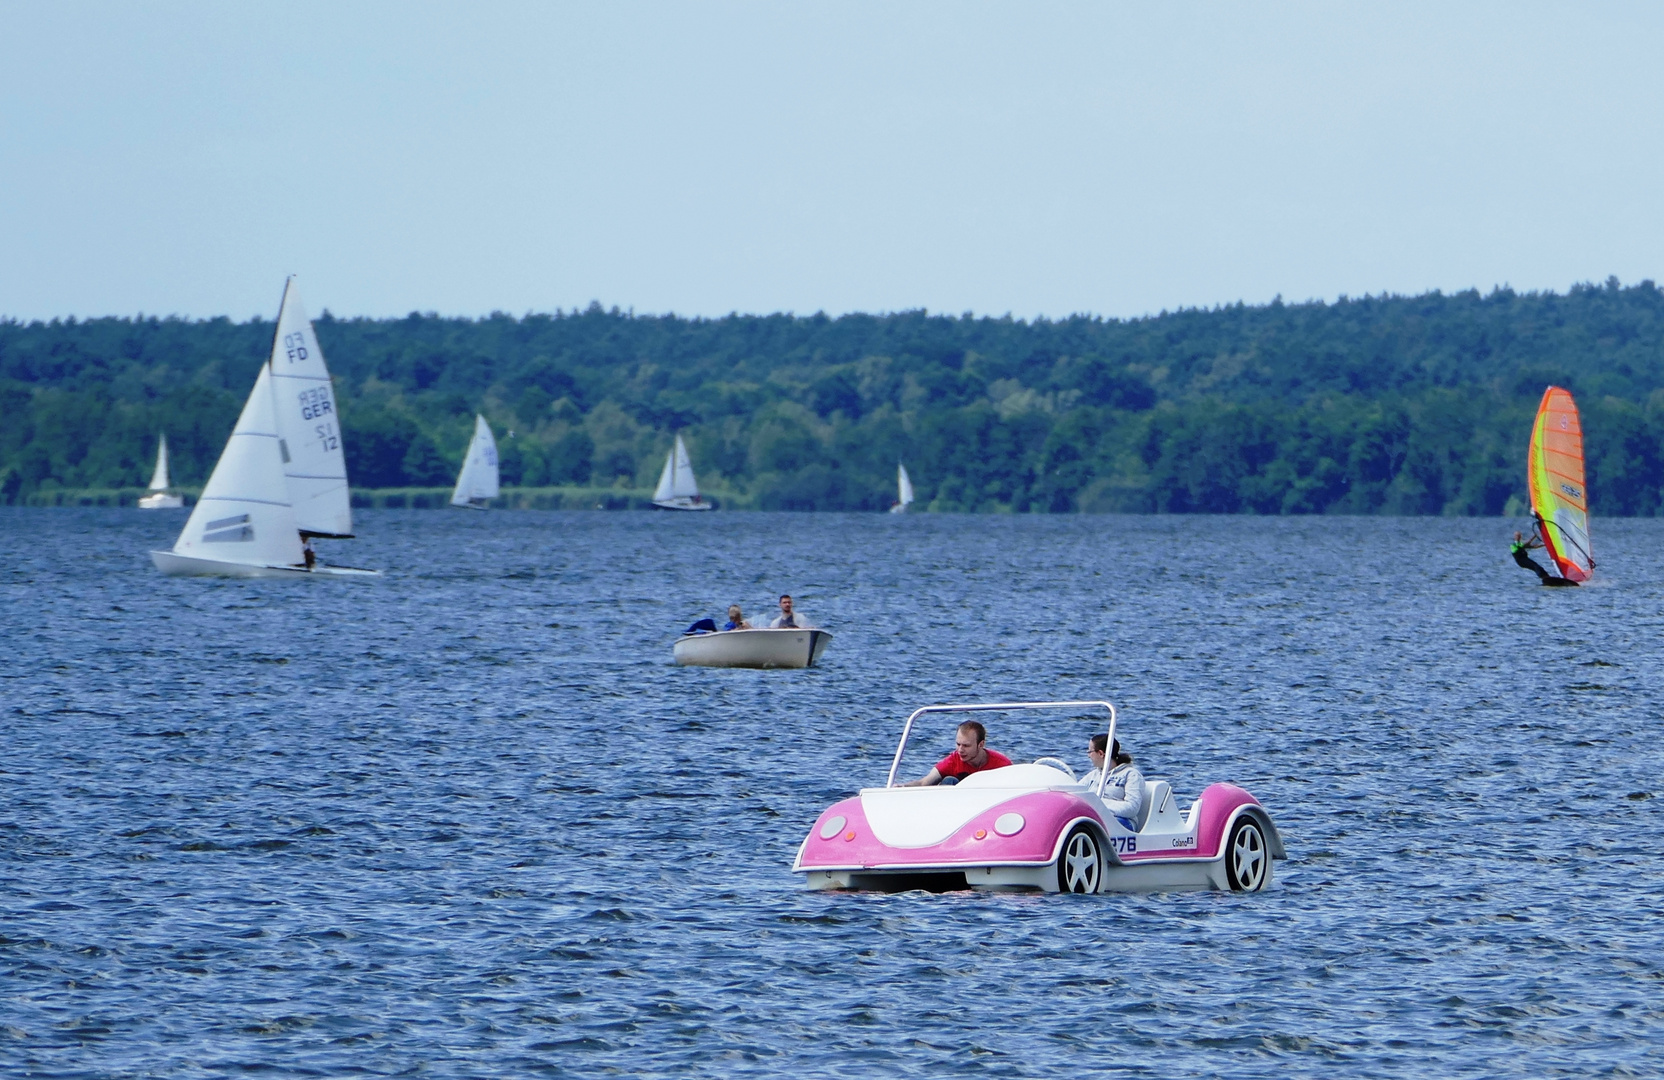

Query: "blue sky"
left=4, top=1, right=1663, bottom=321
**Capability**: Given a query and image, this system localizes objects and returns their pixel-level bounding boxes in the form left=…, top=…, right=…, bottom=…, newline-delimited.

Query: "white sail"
left=653, top=447, right=677, bottom=502
left=672, top=435, right=700, bottom=498
left=652, top=434, right=712, bottom=509
left=148, top=435, right=171, bottom=491
left=898, top=463, right=914, bottom=506
left=268, top=277, right=353, bottom=538
left=166, top=364, right=304, bottom=569
left=450, top=414, right=500, bottom=507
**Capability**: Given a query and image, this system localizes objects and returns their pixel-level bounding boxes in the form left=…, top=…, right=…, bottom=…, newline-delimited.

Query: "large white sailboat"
left=651, top=435, right=712, bottom=511
left=150, top=278, right=377, bottom=578
left=450, top=414, right=500, bottom=509
left=889, top=463, right=915, bottom=513
left=137, top=434, right=184, bottom=509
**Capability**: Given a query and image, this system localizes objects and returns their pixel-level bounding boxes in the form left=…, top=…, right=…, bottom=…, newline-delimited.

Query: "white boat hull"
left=673, top=628, right=832, bottom=668
left=149, top=550, right=380, bottom=579
left=652, top=497, right=714, bottom=511
left=138, top=493, right=185, bottom=509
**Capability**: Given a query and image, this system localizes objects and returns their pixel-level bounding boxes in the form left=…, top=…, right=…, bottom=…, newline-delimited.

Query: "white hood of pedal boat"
left=859, top=764, right=1079, bottom=848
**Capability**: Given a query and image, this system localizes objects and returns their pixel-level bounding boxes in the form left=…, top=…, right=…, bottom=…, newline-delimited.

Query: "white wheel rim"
left=1064, top=832, right=1100, bottom=892
left=1232, top=824, right=1265, bottom=890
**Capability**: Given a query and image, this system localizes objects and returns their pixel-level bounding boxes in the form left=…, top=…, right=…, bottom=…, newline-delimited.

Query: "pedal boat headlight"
left=819, top=816, right=847, bottom=840
left=993, top=813, right=1025, bottom=837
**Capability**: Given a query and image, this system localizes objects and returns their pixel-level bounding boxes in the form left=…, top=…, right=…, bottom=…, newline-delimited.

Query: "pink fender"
left=1189, top=782, right=1281, bottom=860
left=796, top=792, right=1104, bottom=871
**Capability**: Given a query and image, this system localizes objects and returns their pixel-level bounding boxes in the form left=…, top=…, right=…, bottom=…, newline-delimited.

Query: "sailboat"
left=1527, top=385, right=1593, bottom=585
left=889, top=463, right=915, bottom=513
left=652, top=435, right=712, bottom=511
left=137, top=434, right=184, bottom=509
left=450, top=414, right=500, bottom=509
left=149, top=277, right=377, bottom=578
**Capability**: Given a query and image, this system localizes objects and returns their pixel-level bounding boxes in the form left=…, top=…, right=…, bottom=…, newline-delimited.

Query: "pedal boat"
left=793, top=700, right=1285, bottom=893
left=673, top=627, right=832, bottom=669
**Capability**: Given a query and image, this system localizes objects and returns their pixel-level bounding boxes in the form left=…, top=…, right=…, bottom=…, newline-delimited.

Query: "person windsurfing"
left=1512, top=519, right=1577, bottom=586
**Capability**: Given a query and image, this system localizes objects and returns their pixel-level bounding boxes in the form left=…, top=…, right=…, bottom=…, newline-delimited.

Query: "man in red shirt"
left=902, top=720, right=1013, bottom=786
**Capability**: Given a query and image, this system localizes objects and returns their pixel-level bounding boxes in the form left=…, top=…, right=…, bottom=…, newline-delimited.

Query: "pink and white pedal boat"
left=793, top=700, right=1286, bottom=894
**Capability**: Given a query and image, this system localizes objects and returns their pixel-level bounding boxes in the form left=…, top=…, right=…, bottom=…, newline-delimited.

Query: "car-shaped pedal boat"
left=793, top=700, right=1285, bottom=893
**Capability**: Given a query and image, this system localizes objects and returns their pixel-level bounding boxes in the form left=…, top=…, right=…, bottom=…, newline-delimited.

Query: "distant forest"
left=7, top=278, right=1664, bottom=513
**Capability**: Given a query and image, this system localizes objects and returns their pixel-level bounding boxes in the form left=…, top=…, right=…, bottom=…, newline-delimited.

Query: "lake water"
left=3, top=508, right=1661, bottom=1078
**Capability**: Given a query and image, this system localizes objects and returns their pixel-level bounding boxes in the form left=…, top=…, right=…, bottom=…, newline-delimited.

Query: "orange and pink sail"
left=1527, top=386, right=1593, bottom=582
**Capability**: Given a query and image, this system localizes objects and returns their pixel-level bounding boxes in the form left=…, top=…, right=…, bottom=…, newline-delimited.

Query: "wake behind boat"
left=137, top=433, right=184, bottom=509
left=150, top=277, right=378, bottom=579
left=652, top=435, right=712, bottom=510
left=673, top=626, right=833, bottom=668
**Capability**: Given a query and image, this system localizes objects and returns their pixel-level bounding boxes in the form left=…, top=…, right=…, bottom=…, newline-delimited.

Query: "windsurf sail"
left=1527, top=386, right=1593, bottom=582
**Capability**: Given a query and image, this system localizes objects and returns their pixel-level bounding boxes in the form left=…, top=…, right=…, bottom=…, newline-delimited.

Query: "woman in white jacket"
left=1082, top=735, right=1145, bottom=827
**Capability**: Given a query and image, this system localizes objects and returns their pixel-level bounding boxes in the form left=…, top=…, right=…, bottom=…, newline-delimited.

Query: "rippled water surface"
left=4, top=508, right=1663, bottom=1078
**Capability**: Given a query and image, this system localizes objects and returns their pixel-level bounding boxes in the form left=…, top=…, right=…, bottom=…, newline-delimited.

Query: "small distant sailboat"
left=450, top=415, right=500, bottom=509
left=137, top=434, right=184, bottom=509
left=1527, top=386, right=1593, bottom=585
left=652, top=435, right=712, bottom=511
left=889, top=463, right=915, bottom=514
left=149, top=277, right=377, bottom=578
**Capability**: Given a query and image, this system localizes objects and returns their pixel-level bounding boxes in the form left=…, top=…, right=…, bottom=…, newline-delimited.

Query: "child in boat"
left=723, top=606, right=752, bottom=630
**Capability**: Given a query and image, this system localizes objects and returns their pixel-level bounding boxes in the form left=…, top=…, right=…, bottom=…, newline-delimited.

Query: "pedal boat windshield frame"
left=884, top=699, right=1119, bottom=797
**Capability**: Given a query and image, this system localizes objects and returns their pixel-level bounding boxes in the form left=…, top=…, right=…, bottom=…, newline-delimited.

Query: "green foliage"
left=8, top=281, right=1664, bottom=512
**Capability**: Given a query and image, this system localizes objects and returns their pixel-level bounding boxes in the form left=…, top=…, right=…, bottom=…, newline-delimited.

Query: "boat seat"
left=1136, top=781, right=1173, bottom=832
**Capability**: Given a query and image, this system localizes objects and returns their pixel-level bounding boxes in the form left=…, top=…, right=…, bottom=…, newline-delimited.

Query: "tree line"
left=5, top=277, right=1664, bottom=513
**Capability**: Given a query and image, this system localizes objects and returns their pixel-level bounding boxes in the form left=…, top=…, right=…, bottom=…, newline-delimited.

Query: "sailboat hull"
left=673, top=628, right=832, bottom=668
left=149, top=550, right=380, bottom=579
left=652, top=497, right=714, bottom=511
left=138, top=493, right=185, bottom=510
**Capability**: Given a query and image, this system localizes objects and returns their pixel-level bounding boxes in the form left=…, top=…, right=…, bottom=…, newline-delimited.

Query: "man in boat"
left=901, top=720, right=1013, bottom=787
left=302, top=539, right=317, bottom=571
left=770, top=594, right=802, bottom=628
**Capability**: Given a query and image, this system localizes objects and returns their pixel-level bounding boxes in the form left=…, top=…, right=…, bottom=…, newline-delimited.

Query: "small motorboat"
left=673, top=627, right=833, bottom=668
left=793, top=700, right=1285, bottom=893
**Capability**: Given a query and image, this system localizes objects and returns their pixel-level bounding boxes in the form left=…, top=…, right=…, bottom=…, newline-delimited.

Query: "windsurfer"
left=1512, top=523, right=1578, bottom=586
left=1510, top=528, right=1550, bottom=583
